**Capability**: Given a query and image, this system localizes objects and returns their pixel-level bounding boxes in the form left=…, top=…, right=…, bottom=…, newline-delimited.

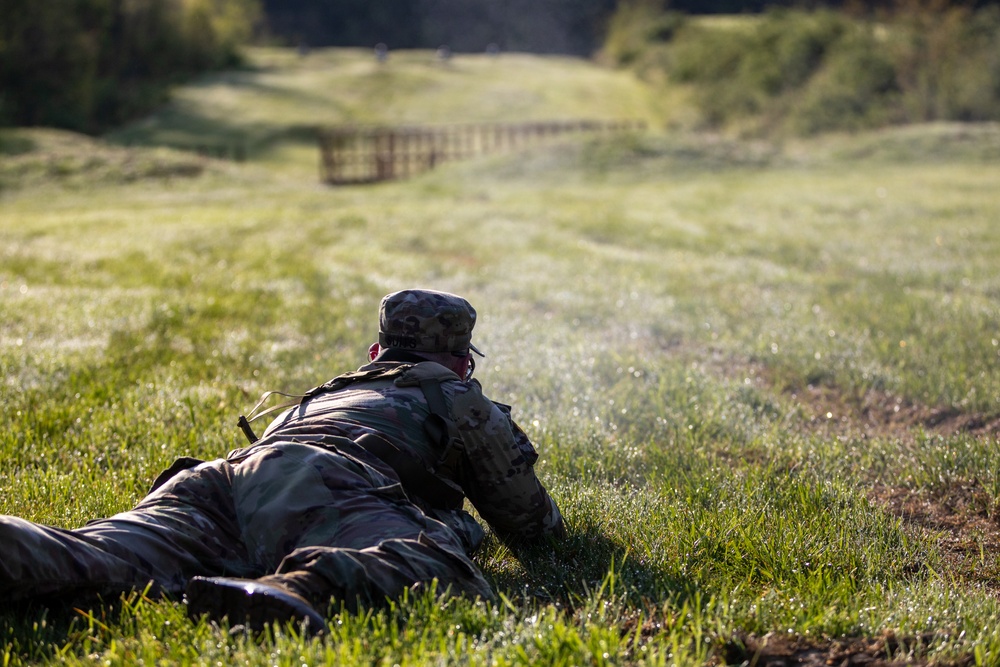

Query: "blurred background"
left=3, top=0, right=1000, bottom=137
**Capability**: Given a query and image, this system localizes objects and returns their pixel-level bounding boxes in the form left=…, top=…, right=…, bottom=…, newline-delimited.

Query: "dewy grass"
left=2, top=50, right=1000, bottom=664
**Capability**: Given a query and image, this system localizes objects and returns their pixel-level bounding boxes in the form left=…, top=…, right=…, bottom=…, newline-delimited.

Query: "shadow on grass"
left=0, top=591, right=142, bottom=662
left=104, top=67, right=351, bottom=157
left=106, top=117, right=322, bottom=163
left=486, top=520, right=693, bottom=611
left=0, top=132, right=36, bottom=157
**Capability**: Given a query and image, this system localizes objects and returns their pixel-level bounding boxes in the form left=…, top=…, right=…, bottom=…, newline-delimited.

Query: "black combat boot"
left=185, top=573, right=328, bottom=635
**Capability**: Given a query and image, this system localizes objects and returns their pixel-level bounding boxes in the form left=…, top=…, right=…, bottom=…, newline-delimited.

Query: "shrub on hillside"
left=667, top=10, right=854, bottom=129
left=605, top=3, right=1000, bottom=135
left=789, top=28, right=901, bottom=134
left=601, top=0, right=687, bottom=68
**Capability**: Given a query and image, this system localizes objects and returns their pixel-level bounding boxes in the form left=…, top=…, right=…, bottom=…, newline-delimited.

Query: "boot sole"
left=185, top=576, right=326, bottom=635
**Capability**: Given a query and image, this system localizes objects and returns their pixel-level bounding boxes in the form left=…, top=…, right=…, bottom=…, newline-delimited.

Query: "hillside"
left=108, top=47, right=666, bottom=178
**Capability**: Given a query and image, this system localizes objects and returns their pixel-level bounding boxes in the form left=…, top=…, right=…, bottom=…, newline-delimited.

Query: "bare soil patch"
left=870, top=484, right=1000, bottom=595
left=695, top=351, right=1000, bottom=441
left=778, top=382, right=1000, bottom=603
left=787, top=381, right=1000, bottom=594
left=720, top=631, right=970, bottom=667
left=789, top=384, right=1000, bottom=441
left=695, top=356, right=994, bottom=662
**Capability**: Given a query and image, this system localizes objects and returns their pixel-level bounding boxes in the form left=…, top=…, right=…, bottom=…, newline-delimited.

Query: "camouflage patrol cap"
left=379, top=289, right=485, bottom=357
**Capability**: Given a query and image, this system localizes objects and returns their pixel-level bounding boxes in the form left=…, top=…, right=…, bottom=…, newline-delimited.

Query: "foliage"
left=600, top=0, right=687, bottom=68
left=0, top=0, right=261, bottom=133
left=603, top=3, right=1000, bottom=135
left=886, top=4, right=1000, bottom=123
left=256, top=0, right=997, bottom=55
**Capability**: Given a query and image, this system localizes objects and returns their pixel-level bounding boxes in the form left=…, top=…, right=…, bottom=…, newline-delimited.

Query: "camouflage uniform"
left=0, top=289, right=564, bottom=615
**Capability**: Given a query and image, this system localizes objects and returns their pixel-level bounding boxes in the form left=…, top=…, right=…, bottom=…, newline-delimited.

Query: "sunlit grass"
left=2, top=49, right=1000, bottom=664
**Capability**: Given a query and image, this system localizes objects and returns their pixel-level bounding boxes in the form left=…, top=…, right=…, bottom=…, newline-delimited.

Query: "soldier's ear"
left=368, top=343, right=381, bottom=361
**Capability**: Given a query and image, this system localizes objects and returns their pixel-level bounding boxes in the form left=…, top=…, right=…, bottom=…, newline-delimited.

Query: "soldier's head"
left=370, top=289, right=484, bottom=379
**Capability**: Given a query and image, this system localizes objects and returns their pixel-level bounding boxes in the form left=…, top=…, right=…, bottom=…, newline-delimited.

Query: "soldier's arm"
left=450, top=383, right=565, bottom=543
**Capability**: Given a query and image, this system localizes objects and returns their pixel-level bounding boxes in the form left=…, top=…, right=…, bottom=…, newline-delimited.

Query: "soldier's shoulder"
left=450, top=382, right=512, bottom=432
left=394, top=361, right=459, bottom=386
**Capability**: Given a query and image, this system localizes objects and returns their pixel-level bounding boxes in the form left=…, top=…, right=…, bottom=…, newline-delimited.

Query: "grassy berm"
left=2, top=48, right=1000, bottom=665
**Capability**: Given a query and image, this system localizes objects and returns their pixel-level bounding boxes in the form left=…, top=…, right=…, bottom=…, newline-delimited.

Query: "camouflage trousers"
left=0, top=441, right=493, bottom=609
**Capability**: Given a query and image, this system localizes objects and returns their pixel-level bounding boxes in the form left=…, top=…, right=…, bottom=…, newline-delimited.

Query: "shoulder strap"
left=419, top=377, right=453, bottom=449
left=419, top=377, right=450, bottom=418
left=300, top=365, right=412, bottom=402
left=391, top=362, right=462, bottom=452
left=236, top=365, right=414, bottom=444
left=411, top=374, right=469, bottom=481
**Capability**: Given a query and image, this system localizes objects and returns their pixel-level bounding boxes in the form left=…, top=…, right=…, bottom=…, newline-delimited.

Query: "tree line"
left=0, top=0, right=260, bottom=133
left=261, top=0, right=616, bottom=55
left=261, top=0, right=1000, bottom=53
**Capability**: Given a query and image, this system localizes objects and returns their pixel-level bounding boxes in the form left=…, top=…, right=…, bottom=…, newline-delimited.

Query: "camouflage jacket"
left=235, top=355, right=565, bottom=547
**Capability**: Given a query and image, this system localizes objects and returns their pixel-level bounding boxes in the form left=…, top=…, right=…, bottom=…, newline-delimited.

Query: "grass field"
left=2, top=47, right=1000, bottom=665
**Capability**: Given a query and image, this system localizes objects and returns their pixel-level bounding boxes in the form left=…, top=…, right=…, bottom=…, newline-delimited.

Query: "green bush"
left=790, top=28, right=901, bottom=135
left=666, top=10, right=855, bottom=129
left=600, top=0, right=686, bottom=67
left=604, top=4, right=1000, bottom=135
left=739, top=10, right=847, bottom=96
left=668, top=23, right=749, bottom=85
